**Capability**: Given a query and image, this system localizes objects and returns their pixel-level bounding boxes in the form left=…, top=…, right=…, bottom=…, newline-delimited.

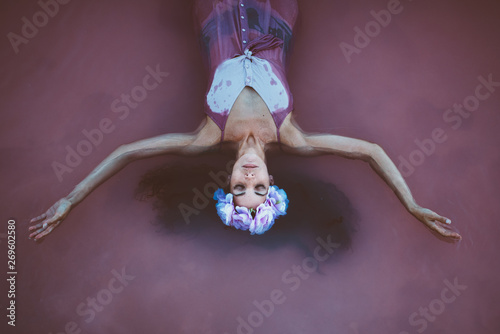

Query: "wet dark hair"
left=135, top=158, right=358, bottom=255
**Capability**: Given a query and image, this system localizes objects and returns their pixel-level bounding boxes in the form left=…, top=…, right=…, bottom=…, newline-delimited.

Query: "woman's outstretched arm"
left=29, top=117, right=221, bottom=241
left=279, top=115, right=461, bottom=241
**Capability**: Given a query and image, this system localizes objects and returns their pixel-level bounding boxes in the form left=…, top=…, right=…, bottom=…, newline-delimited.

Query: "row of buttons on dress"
left=239, top=1, right=247, bottom=44
left=239, top=1, right=252, bottom=84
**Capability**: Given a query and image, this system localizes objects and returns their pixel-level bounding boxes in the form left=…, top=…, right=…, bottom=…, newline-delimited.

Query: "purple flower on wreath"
left=232, top=206, right=252, bottom=231
left=213, top=185, right=289, bottom=235
left=250, top=203, right=275, bottom=235
left=266, top=185, right=289, bottom=215
left=213, top=188, right=234, bottom=226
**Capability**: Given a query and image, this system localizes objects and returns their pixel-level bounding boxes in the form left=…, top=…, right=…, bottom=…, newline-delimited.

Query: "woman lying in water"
left=29, top=0, right=461, bottom=241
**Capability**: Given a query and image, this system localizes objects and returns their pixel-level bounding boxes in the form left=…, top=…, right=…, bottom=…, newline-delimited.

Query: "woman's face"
left=230, top=153, right=272, bottom=209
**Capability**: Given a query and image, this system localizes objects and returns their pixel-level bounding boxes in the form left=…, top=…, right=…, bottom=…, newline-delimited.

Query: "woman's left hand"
left=410, top=205, right=462, bottom=241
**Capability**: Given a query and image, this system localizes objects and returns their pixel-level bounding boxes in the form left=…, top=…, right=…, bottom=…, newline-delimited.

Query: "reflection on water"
left=135, top=162, right=358, bottom=256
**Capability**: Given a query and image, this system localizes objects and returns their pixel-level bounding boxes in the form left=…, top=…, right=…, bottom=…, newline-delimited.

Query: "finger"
left=29, top=227, right=45, bottom=239
left=30, top=213, right=47, bottom=224
left=34, top=225, right=56, bottom=241
left=29, top=212, right=65, bottom=232
left=32, top=214, right=61, bottom=231
left=427, top=211, right=451, bottom=225
left=29, top=220, right=48, bottom=231
left=435, top=215, right=452, bottom=225
left=431, top=223, right=461, bottom=240
left=440, top=229, right=461, bottom=240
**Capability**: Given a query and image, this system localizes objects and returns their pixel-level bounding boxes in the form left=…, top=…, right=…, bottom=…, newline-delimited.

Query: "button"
left=243, top=40, right=247, bottom=43
left=240, top=3, right=244, bottom=6
left=241, top=15, right=245, bottom=19
left=245, top=64, right=249, bottom=68
left=242, top=28, right=246, bottom=32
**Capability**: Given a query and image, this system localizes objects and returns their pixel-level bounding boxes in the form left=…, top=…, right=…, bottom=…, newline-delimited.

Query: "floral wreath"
left=213, top=185, right=289, bottom=235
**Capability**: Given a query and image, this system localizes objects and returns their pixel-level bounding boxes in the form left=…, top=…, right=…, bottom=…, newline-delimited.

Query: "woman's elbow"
left=112, top=144, right=136, bottom=162
left=366, top=143, right=384, bottom=162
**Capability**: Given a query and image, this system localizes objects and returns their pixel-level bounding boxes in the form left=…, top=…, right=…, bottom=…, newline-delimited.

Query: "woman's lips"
left=242, top=164, right=258, bottom=168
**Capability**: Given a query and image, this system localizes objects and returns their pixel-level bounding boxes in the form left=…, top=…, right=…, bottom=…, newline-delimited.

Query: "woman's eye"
left=256, top=185, right=266, bottom=191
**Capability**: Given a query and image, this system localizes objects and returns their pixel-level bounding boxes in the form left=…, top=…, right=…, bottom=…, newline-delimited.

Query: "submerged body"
left=28, top=0, right=461, bottom=241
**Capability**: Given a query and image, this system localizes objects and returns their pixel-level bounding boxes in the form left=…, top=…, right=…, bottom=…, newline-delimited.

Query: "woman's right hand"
left=29, top=198, right=72, bottom=241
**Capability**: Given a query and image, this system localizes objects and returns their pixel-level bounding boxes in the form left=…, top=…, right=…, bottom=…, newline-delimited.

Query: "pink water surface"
left=1, top=0, right=499, bottom=333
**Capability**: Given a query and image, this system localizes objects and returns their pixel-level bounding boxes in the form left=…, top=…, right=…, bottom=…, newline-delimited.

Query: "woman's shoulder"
left=191, top=116, right=222, bottom=147
left=278, top=112, right=309, bottom=150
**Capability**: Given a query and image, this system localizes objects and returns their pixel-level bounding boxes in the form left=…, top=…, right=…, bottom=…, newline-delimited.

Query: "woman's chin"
left=238, top=153, right=264, bottom=165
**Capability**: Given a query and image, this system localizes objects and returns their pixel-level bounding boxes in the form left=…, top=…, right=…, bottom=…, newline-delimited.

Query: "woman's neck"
left=236, top=134, right=267, bottom=163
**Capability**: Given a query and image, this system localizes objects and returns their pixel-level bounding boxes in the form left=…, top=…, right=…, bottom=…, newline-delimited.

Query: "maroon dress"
left=193, top=0, right=299, bottom=141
